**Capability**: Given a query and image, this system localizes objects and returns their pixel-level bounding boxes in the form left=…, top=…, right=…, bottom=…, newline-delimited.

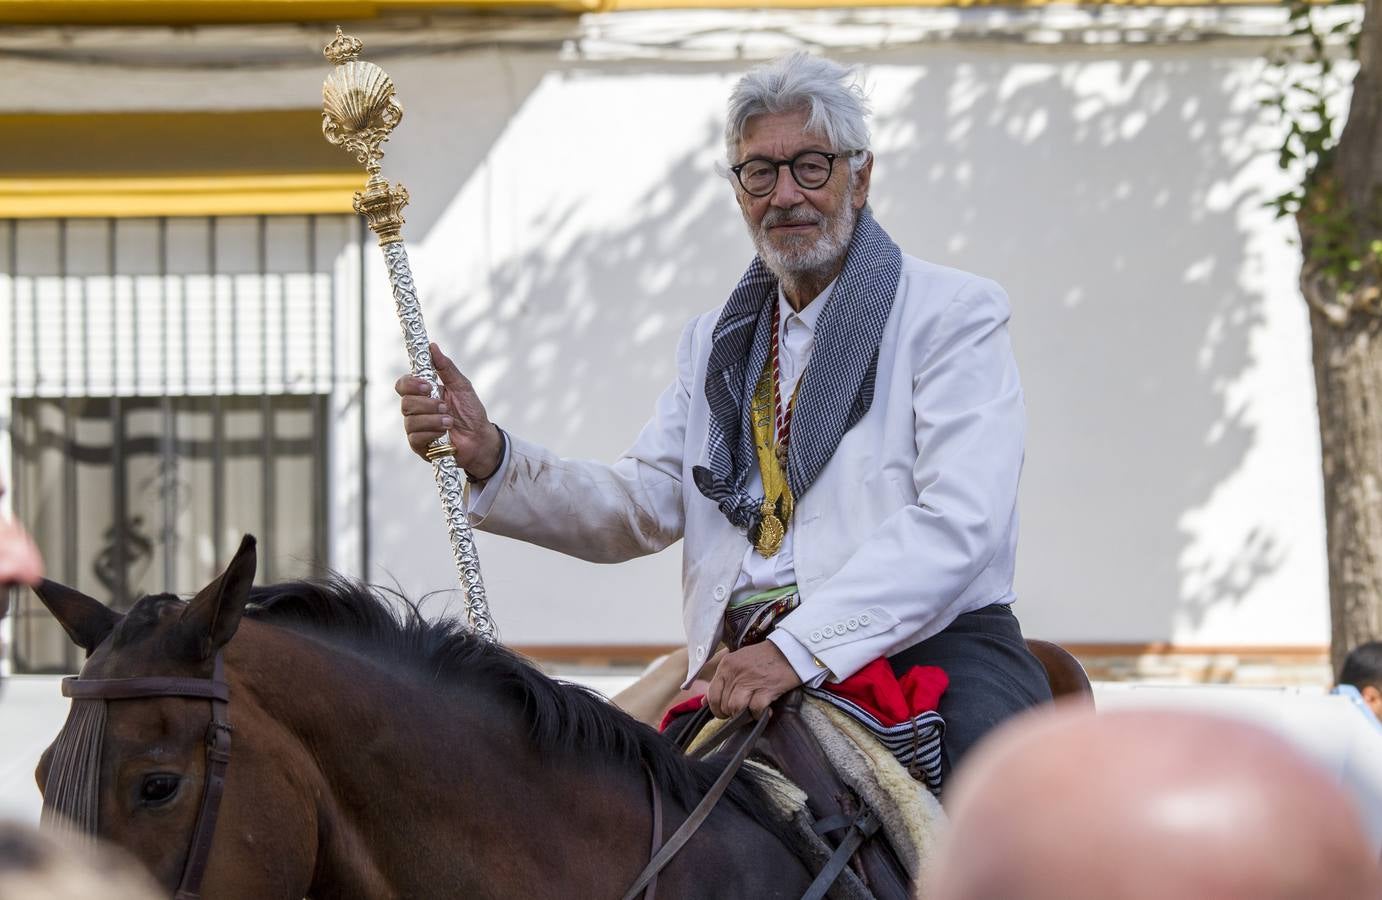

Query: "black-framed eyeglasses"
left=730, top=150, right=845, bottom=197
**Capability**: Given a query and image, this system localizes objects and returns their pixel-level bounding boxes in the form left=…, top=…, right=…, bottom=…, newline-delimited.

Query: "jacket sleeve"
left=773, top=276, right=1025, bottom=680
left=466, top=317, right=699, bottom=563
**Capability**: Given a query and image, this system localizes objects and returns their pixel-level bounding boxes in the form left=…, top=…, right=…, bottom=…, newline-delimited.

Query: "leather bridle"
left=59, top=653, right=232, bottom=900
left=56, top=661, right=860, bottom=900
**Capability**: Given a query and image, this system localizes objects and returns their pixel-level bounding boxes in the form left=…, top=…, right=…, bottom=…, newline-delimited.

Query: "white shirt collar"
left=777, top=279, right=836, bottom=334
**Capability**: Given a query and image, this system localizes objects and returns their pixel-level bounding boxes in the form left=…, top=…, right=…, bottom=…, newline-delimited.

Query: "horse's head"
left=32, top=535, right=315, bottom=897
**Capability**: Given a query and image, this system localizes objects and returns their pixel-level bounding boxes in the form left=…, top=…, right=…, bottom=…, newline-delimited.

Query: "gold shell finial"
left=321, top=30, right=409, bottom=244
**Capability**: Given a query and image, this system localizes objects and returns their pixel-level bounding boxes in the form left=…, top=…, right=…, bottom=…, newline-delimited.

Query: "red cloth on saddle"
left=660, top=695, right=709, bottom=732
left=823, top=658, right=949, bottom=726
left=658, top=658, right=948, bottom=732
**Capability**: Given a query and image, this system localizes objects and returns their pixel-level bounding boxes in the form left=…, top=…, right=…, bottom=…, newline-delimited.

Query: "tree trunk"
left=1334, top=0, right=1381, bottom=216
left=1308, top=301, right=1382, bottom=676
left=1300, top=0, right=1382, bottom=676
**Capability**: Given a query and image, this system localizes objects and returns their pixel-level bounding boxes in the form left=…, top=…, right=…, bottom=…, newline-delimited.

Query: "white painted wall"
left=0, top=12, right=1348, bottom=650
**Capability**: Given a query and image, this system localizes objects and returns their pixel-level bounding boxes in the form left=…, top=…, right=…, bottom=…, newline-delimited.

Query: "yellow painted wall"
left=0, top=111, right=364, bottom=217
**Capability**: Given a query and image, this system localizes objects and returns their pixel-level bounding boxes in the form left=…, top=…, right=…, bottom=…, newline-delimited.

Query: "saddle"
left=671, top=690, right=915, bottom=900
left=632, top=637, right=1090, bottom=899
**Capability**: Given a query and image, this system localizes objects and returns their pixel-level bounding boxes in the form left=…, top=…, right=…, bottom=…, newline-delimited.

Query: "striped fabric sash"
left=725, top=585, right=802, bottom=649
left=808, top=685, right=945, bottom=794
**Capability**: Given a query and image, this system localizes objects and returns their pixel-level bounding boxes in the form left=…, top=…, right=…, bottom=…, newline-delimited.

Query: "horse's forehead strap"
left=61, top=676, right=229, bottom=702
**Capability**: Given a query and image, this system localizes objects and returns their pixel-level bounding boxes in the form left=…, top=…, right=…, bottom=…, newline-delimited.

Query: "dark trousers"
left=888, top=604, right=1051, bottom=778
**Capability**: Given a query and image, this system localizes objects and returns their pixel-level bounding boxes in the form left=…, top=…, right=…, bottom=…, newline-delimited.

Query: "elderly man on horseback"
left=398, top=51, right=1052, bottom=773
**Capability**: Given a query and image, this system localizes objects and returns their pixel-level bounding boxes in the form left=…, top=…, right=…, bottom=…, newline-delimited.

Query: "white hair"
left=725, top=52, right=872, bottom=170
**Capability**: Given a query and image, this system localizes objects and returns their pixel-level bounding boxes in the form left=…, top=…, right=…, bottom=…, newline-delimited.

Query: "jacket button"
left=859, top=614, right=872, bottom=626
left=835, top=621, right=846, bottom=633
left=695, top=645, right=706, bottom=661
left=713, top=585, right=727, bottom=601
left=847, top=618, right=859, bottom=631
left=822, top=625, right=836, bottom=638
left=810, top=630, right=823, bottom=642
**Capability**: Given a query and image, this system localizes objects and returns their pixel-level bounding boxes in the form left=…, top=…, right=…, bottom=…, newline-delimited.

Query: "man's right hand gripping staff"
left=396, top=341, right=505, bottom=483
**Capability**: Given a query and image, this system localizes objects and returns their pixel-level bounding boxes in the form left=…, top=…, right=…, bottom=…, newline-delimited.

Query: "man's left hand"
left=707, top=641, right=802, bottom=720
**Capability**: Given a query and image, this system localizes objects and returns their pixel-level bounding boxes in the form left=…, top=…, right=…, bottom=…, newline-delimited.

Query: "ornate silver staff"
left=320, top=28, right=494, bottom=639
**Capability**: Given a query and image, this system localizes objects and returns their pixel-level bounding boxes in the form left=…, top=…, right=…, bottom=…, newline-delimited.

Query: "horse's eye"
left=139, top=774, right=181, bottom=807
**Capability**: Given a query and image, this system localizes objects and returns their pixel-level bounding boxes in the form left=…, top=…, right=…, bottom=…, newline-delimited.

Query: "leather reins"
left=60, top=653, right=232, bottom=900
left=628, top=701, right=880, bottom=900
left=622, top=708, right=772, bottom=900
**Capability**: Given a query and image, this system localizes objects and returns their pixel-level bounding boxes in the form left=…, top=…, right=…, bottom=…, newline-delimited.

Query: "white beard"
left=748, top=179, right=858, bottom=290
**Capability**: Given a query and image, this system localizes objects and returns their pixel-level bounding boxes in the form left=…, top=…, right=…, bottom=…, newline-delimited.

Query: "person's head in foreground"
left=1, top=473, right=44, bottom=686
left=1339, top=640, right=1382, bottom=723
left=0, top=476, right=44, bottom=619
left=931, top=705, right=1382, bottom=900
left=0, top=823, right=158, bottom=900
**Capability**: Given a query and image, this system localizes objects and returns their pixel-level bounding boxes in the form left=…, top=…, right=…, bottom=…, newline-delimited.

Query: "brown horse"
left=33, top=536, right=817, bottom=898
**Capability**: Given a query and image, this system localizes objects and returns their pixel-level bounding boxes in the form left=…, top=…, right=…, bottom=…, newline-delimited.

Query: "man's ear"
left=31, top=580, right=120, bottom=652
left=851, top=152, right=873, bottom=211
left=730, top=177, right=751, bottom=217
left=173, top=534, right=257, bottom=661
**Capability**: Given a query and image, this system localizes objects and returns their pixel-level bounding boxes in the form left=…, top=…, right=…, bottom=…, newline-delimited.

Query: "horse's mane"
left=243, top=577, right=790, bottom=835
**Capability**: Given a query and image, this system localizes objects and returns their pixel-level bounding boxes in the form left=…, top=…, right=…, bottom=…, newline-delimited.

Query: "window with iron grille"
left=9, top=394, right=329, bottom=672
left=1, top=215, right=365, bottom=673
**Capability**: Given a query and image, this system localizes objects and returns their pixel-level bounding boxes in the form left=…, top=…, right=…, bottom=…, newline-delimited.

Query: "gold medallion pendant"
left=749, top=327, right=796, bottom=558
left=756, top=500, right=786, bottom=558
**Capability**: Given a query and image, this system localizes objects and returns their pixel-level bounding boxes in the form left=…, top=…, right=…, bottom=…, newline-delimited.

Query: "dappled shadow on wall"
left=866, top=45, right=1300, bottom=638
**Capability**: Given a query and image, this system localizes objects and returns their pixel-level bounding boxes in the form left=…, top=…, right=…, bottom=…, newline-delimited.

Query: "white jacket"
left=470, top=254, right=1025, bottom=688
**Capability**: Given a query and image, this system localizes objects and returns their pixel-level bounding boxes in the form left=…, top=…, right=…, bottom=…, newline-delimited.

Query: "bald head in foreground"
left=932, top=706, right=1382, bottom=900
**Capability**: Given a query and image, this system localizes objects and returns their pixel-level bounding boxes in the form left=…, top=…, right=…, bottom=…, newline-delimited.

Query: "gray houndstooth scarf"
left=692, top=209, right=902, bottom=544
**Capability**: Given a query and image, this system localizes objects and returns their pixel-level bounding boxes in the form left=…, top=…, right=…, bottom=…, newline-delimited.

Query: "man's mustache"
left=761, top=210, right=825, bottom=229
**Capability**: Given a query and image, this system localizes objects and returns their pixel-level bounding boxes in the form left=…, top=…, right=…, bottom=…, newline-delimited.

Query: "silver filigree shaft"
left=323, top=29, right=494, bottom=639
left=383, top=242, right=494, bottom=640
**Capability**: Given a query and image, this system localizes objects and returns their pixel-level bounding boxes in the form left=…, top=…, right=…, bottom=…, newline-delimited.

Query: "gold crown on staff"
left=321, top=27, right=409, bottom=245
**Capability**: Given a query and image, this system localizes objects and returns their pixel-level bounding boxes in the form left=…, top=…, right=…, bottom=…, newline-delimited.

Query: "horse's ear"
left=175, top=534, right=257, bottom=661
left=31, top=580, right=120, bottom=652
